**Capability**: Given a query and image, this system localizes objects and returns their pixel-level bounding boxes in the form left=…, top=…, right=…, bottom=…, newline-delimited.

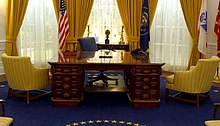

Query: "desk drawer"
left=51, top=65, right=83, bottom=74
left=53, top=89, right=82, bottom=100
left=52, top=74, right=84, bottom=100
left=129, top=75, right=160, bottom=100
left=131, top=66, right=161, bottom=75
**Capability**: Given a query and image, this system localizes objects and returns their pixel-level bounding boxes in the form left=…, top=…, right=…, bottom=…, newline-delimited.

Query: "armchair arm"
left=0, top=99, right=5, bottom=116
left=31, top=67, right=50, bottom=89
left=172, top=70, right=195, bottom=91
left=189, top=66, right=196, bottom=71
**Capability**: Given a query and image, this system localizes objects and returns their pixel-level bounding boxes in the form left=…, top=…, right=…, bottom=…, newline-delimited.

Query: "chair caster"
left=88, top=81, right=93, bottom=86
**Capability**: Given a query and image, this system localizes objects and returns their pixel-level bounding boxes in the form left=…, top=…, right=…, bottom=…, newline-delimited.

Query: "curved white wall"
left=207, top=0, right=219, bottom=56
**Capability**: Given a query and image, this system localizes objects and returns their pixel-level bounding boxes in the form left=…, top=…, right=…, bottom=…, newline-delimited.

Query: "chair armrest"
left=174, top=70, right=194, bottom=80
left=34, top=68, right=49, bottom=78
left=0, top=99, right=5, bottom=116
left=34, top=67, right=49, bottom=71
left=189, top=66, right=196, bottom=71
left=170, top=70, right=195, bottom=91
left=32, top=67, right=50, bottom=88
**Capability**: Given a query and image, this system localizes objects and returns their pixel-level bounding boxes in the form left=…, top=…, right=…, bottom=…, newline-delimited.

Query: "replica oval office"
left=1, top=0, right=220, bottom=126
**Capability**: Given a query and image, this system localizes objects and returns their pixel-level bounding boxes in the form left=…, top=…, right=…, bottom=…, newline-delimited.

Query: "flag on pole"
left=198, top=0, right=207, bottom=56
left=140, top=0, right=150, bottom=52
left=214, top=0, right=220, bottom=57
left=58, top=0, right=70, bottom=62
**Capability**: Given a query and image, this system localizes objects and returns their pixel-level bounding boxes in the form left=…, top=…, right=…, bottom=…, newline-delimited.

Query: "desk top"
left=48, top=50, right=164, bottom=66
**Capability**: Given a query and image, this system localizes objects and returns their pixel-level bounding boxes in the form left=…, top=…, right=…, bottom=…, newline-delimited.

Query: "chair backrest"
left=1, top=53, right=49, bottom=90
left=77, top=37, right=97, bottom=51
left=1, top=53, right=33, bottom=88
left=193, top=56, right=220, bottom=90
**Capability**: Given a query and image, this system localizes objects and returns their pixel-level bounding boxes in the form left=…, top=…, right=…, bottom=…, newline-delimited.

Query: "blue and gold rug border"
left=66, top=119, right=147, bottom=126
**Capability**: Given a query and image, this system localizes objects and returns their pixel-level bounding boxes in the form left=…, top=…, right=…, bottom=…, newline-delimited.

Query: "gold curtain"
left=149, top=0, right=158, bottom=28
left=116, top=0, right=143, bottom=51
left=52, top=0, right=59, bottom=20
left=53, top=0, right=94, bottom=51
left=180, top=0, right=202, bottom=68
left=6, top=0, right=29, bottom=56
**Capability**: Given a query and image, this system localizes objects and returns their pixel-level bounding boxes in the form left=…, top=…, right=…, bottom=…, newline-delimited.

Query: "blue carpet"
left=0, top=77, right=220, bottom=126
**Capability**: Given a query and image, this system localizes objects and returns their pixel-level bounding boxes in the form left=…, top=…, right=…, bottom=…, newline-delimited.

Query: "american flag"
left=58, top=0, right=70, bottom=62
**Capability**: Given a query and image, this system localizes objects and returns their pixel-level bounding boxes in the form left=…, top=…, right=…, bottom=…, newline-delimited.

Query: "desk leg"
left=124, top=71, right=129, bottom=87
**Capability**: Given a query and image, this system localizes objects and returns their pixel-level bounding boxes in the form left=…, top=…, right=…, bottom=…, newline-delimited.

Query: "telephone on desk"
left=131, top=48, right=148, bottom=62
left=131, top=48, right=145, bottom=55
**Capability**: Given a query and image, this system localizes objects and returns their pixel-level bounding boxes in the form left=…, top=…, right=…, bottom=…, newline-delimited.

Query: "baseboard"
left=0, top=74, right=6, bottom=82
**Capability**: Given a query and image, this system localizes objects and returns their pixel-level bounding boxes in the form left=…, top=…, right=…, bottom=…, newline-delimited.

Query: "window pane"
left=85, top=0, right=123, bottom=44
left=17, top=0, right=58, bottom=68
left=149, top=0, right=192, bottom=71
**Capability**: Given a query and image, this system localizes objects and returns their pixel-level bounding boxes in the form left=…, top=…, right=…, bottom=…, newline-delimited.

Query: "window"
left=17, top=0, right=58, bottom=68
left=84, top=0, right=123, bottom=44
left=150, top=0, right=192, bottom=71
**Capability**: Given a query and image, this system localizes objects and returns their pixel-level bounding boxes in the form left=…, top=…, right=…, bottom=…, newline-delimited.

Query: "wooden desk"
left=97, top=44, right=129, bottom=51
left=48, top=51, right=164, bottom=108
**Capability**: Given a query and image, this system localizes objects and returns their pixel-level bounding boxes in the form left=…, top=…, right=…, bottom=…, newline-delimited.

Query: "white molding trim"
left=0, top=40, right=6, bottom=43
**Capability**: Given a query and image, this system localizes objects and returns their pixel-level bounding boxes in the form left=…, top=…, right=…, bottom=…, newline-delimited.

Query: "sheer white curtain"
left=0, top=0, right=6, bottom=74
left=149, top=0, right=192, bottom=71
left=0, top=0, right=6, bottom=43
left=17, top=0, right=58, bottom=68
left=85, top=0, right=123, bottom=44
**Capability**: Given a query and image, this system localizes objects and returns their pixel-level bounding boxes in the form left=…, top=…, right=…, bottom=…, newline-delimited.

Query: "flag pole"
left=213, top=1, right=220, bottom=84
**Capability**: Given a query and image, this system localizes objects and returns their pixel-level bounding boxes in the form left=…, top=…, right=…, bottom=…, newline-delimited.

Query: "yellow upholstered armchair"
left=1, top=53, right=50, bottom=104
left=0, top=99, right=13, bottom=126
left=165, top=56, right=220, bottom=107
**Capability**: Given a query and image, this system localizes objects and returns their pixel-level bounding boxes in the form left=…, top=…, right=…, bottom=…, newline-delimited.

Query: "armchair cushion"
left=166, top=74, right=174, bottom=84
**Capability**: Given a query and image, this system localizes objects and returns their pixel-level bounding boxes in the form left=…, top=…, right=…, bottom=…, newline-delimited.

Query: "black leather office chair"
left=77, top=37, right=98, bottom=51
left=77, top=37, right=118, bottom=87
